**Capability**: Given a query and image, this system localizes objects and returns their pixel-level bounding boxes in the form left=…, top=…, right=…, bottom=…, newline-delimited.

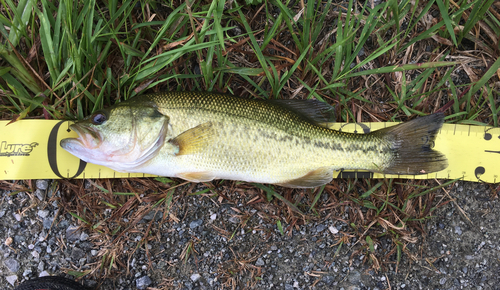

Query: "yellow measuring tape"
left=1, top=120, right=499, bottom=183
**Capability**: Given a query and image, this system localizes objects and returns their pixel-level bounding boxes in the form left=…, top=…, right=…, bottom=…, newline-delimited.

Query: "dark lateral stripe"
left=256, top=128, right=390, bottom=154
left=339, top=171, right=374, bottom=179
left=313, top=141, right=387, bottom=154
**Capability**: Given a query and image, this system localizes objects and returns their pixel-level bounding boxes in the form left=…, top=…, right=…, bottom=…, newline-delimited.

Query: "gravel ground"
left=1, top=180, right=498, bottom=290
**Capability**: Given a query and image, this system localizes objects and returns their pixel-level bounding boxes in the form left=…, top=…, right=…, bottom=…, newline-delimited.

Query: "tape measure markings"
left=0, top=120, right=498, bottom=183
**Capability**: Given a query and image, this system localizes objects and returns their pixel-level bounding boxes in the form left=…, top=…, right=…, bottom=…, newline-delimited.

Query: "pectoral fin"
left=177, top=171, right=216, bottom=182
left=169, top=122, right=214, bottom=155
left=277, top=167, right=333, bottom=188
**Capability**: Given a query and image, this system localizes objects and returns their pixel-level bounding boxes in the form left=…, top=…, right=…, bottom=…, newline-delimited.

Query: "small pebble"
left=136, top=276, right=152, bottom=289
left=71, top=247, right=85, bottom=260
left=38, top=210, right=50, bottom=218
left=347, top=270, right=361, bottom=284
left=38, top=261, right=44, bottom=272
left=189, top=219, right=203, bottom=229
left=190, top=273, right=201, bottom=282
left=142, top=210, right=162, bottom=221
left=43, top=218, right=53, bottom=229
left=3, top=258, right=20, bottom=272
left=14, top=235, right=25, bottom=243
left=23, top=269, right=32, bottom=277
left=256, top=258, right=265, bottom=266
left=66, top=226, right=80, bottom=242
left=5, top=236, right=13, bottom=246
left=322, top=275, right=335, bottom=284
left=35, top=189, right=45, bottom=201
left=36, top=180, right=49, bottom=190
left=80, top=232, right=89, bottom=241
left=39, top=271, right=50, bottom=277
left=210, top=213, right=217, bottom=220
left=316, top=224, right=326, bottom=233
left=6, top=275, right=17, bottom=286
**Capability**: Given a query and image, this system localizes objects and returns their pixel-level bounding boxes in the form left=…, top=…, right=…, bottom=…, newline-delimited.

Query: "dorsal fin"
left=270, top=99, right=335, bottom=127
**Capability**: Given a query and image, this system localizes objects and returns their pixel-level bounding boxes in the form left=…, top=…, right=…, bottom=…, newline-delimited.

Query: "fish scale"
left=149, top=93, right=391, bottom=173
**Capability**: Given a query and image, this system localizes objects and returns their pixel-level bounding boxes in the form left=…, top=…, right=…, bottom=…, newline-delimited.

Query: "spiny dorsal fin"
left=270, top=99, right=335, bottom=127
left=169, top=122, right=214, bottom=155
left=277, top=167, right=333, bottom=188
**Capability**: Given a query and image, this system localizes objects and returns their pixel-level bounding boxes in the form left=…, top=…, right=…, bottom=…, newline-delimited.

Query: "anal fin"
left=177, top=171, right=216, bottom=183
left=277, top=167, right=333, bottom=188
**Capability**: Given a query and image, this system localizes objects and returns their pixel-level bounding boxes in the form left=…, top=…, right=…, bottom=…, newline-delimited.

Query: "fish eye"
left=90, top=110, right=108, bottom=125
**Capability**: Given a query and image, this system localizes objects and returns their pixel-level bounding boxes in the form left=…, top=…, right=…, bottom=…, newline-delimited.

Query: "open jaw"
left=60, top=121, right=168, bottom=171
left=60, top=124, right=104, bottom=162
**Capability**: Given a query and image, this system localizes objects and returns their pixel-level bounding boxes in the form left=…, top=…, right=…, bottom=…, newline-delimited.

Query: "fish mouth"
left=60, top=120, right=168, bottom=170
left=60, top=124, right=102, bottom=152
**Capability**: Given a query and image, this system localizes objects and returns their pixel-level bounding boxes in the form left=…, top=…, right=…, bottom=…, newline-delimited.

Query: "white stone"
left=31, top=250, right=39, bottom=259
left=79, top=232, right=89, bottom=241
left=191, top=273, right=201, bottom=282
left=6, top=275, right=17, bottom=286
left=38, top=210, right=50, bottom=218
left=39, top=271, right=50, bottom=277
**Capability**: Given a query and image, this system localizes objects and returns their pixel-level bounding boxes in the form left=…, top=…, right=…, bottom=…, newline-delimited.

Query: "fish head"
left=60, top=101, right=169, bottom=171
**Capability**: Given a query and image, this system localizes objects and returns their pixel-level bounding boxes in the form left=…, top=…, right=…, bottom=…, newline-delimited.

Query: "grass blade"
left=435, top=0, right=457, bottom=46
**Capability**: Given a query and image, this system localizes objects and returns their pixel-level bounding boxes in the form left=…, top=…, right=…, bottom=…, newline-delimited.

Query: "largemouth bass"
left=60, top=91, right=448, bottom=188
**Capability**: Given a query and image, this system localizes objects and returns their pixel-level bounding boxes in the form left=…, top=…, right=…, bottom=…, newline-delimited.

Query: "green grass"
left=1, top=0, right=498, bottom=123
left=1, top=0, right=499, bottom=280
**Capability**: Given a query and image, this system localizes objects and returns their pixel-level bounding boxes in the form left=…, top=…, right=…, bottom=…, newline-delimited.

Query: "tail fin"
left=374, top=113, right=448, bottom=175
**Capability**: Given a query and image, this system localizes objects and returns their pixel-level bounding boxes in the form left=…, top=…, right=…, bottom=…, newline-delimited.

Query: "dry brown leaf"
left=294, top=7, right=305, bottom=22
left=162, top=33, right=194, bottom=50
left=377, top=217, right=405, bottom=231
left=431, top=35, right=454, bottom=46
left=133, top=78, right=156, bottom=94
left=478, top=20, right=498, bottom=45
left=461, top=63, right=479, bottom=83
